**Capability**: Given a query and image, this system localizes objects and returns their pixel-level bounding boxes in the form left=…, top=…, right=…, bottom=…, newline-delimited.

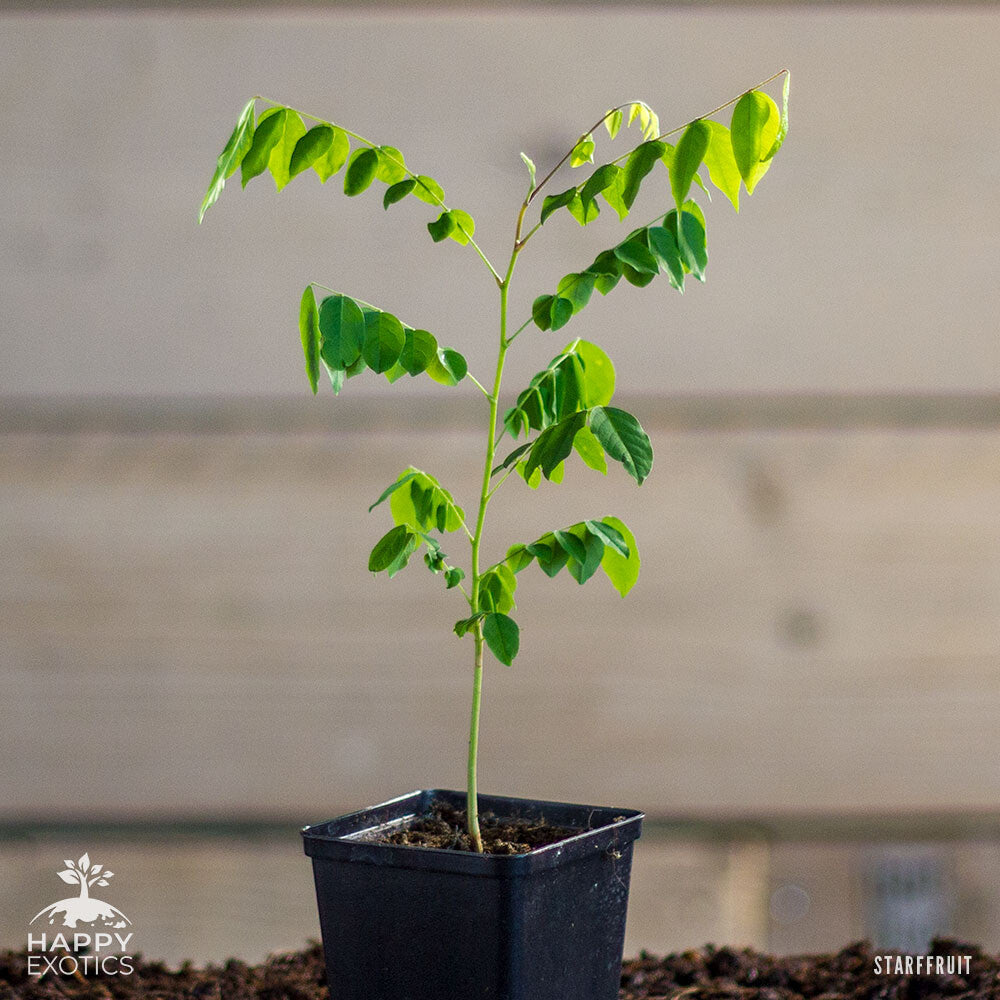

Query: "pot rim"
left=301, top=788, right=643, bottom=877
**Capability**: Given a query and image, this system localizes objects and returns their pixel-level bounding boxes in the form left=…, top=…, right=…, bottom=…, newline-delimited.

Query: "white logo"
left=27, top=853, right=135, bottom=977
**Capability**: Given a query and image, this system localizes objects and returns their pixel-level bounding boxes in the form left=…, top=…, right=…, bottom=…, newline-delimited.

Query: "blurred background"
left=3, top=0, right=1000, bottom=963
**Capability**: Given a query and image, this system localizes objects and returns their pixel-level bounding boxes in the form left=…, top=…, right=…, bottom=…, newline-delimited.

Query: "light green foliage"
left=308, top=290, right=467, bottom=392
left=198, top=97, right=255, bottom=222
left=731, top=91, right=781, bottom=194
left=501, top=517, right=637, bottom=594
left=198, top=73, right=788, bottom=851
left=299, top=286, right=320, bottom=394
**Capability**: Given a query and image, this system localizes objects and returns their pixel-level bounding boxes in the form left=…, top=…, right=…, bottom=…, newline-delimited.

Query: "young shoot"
left=199, top=71, right=790, bottom=853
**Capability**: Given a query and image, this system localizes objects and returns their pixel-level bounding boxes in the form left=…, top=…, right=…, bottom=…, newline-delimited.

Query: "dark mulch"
left=2, top=938, right=997, bottom=1000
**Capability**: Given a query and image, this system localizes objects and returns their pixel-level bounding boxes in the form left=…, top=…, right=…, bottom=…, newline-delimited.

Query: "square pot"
left=302, top=788, right=643, bottom=1000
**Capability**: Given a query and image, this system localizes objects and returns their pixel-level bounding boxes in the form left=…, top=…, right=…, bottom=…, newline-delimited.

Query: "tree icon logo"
left=29, top=853, right=131, bottom=930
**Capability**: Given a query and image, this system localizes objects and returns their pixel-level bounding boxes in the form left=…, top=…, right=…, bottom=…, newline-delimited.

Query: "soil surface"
left=374, top=799, right=579, bottom=854
left=3, top=939, right=998, bottom=1000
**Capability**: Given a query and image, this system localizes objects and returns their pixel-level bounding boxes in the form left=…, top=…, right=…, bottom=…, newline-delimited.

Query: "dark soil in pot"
left=3, top=938, right=996, bottom=1000
left=370, top=799, right=578, bottom=853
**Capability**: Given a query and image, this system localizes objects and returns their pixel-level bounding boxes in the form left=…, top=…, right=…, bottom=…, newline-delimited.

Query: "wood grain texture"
left=3, top=421, right=1000, bottom=819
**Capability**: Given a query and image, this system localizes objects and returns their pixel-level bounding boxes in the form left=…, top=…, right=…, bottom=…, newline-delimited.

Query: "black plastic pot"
left=301, top=788, right=643, bottom=1000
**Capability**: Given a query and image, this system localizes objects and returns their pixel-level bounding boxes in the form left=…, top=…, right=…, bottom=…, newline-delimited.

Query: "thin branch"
left=466, top=372, right=491, bottom=399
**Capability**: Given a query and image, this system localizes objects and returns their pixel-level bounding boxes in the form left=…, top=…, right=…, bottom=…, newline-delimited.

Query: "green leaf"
left=627, top=101, right=660, bottom=140
left=540, top=187, right=577, bottom=225
left=556, top=272, right=595, bottom=315
left=531, top=295, right=554, bottom=331
left=622, top=140, right=665, bottom=210
left=671, top=120, right=711, bottom=212
left=363, top=309, right=406, bottom=373
left=483, top=613, right=519, bottom=665
left=573, top=425, right=607, bottom=474
left=412, top=174, right=445, bottom=205
left=576, top=339, right=615, bottom=406
left=526, top=535, right=568, bottom=577
left=321, top=358, right=345, bottom=395
left=368, top=524, right=415, bottom=573
left=288, top=125, right=334, bottom=180
left=764, top=71, right=790, bottom=161
left=587, top=251, right=623, bottom=295
left=614, top=231, right=659, bottom=275
left=524, top=411, right=587, bottom=482
left=445, top=566, right=465, bottom=589
left=299, top=285, right=320, bottom=394
left=504, top=545, right=534, bottom=574
left=454, top=612, right=486, bottom=638
left=493, top=441, right=533, bottom=476
left=383, top=178, right=416, bottom=209
left=731, top=90, right=780, bottom=194
left=566, top=528, right=604, bottom=585
left=668, top=209, right=708, bottom=280
left=426, top=347, right=467, bottom=387
left=388, top=467, right=464, bottom=533
left=702, top=120, right=741, bottom=211
left=549, top=297, right=574, bottom=331
left=267, top=111, right=307, bottom=191
left=375, top=145, right=407, bottom=184
left=344, top=147, right=379, bottom=196
left=240, top=107, right=285, bottom=188
left=399, top=328, right=438, bottom=375
left=566, top=193, right=600, bottom=226
left=480, top=564, right=517, bottom=614
left=553, top=528, right=587, bottom=564
left=605, top=108, right=623, bottom=140
left=447, top=209, right=475, bottom=246
left=313, top=126, right=350, bottom=182
left=318, top=294, right=366, bottom=370
left=600, top=170, right=629, bottom=221
left=520, top=151, right=536, bottom=194
left=199, top=97, right=256, bottom=222
left=585, top=518, right=628, bottom=557
left=504, top=340, right=611, bottom=442
left=368, top=471, right=419, bottom=513
left=648, top=224, right=685, bottom=291
left=598, top=516, right=640, bottom=597
left=579, top=163, right=622, bottom=213
left=569, top=133, right=595, bottom=167
left=589, top=406, right=653, bottom=485
left=427, top=210, right=456, bottom=242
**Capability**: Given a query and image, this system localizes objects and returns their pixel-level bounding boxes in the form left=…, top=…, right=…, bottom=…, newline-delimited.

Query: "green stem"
left=466, top=237, right=520, bottom=853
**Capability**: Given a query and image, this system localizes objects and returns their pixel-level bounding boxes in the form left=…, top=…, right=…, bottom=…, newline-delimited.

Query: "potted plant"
left=198, top=71, right=789, bottom=1000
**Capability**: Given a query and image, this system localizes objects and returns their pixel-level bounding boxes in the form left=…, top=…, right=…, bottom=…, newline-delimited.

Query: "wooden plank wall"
left=4, top=399, right=999, bottom=822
